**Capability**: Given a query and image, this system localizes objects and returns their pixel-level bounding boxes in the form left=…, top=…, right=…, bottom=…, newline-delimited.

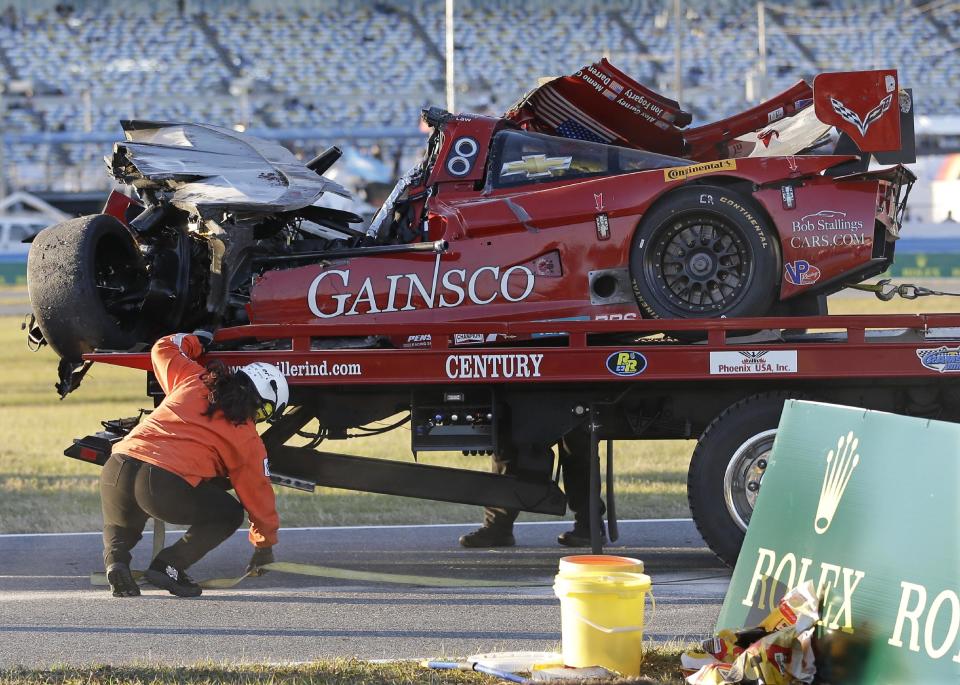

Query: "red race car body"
left=251, top=62, right=913, bottom=333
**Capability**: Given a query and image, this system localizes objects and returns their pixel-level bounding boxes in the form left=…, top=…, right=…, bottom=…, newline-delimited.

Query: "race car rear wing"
left=813, top=71, right=904, bottom=155
left=507, top=61, right=914, bottom=165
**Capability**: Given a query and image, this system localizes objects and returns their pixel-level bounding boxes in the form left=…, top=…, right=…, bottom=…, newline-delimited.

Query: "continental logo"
left=663, top=159, right=737, bottom=182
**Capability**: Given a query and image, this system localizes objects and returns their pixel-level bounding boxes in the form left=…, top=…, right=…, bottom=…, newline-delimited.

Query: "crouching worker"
left=99, top=330, right=288, bottom=598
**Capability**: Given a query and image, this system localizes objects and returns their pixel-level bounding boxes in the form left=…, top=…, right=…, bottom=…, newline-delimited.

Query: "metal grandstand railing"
left=0, top=0, right=954, bottom=193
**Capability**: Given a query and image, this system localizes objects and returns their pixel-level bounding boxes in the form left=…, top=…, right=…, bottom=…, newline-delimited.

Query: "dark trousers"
left=483, top=429, right=605, bottom=530
left=100, top=453, right=244, bottom=570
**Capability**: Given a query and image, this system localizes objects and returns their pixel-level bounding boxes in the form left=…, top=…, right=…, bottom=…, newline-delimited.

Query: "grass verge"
left=0, top=652, right=688, bottom=684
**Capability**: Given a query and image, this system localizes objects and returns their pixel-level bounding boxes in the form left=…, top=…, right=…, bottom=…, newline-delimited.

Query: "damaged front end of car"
left=29, top=120, right=368, bottom=395
left=107, top=119, right=359, bottom=324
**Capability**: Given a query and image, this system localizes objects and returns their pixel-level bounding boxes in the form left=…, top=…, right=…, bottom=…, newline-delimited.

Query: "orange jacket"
left=112, top=334, right=279, bottom=548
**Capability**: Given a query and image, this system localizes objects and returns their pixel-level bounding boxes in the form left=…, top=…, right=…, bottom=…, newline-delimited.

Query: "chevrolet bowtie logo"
left=815, top=431, right=861, bottom=534
left=501, top=154, right=572, bottom=179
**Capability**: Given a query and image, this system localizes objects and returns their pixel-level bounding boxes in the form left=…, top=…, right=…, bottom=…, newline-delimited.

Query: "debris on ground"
left=680, top=581, right=818, bottom=684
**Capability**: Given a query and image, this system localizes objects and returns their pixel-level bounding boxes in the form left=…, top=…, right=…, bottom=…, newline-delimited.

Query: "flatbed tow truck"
left=64, top=311, right=960, bottom=565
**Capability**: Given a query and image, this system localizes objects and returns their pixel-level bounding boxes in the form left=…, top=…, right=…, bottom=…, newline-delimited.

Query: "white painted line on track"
left=0, top=575, right=88, bottom=579
left=0, top=530, right=106, bottom=538
left=366, top=658, right=422, bottom=664
left=0, top=518, right=694, bottom=539
left=0, top=590, right=116, bottom=602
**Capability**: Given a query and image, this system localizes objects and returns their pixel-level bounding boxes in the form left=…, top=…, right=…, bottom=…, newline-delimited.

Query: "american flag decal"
left=556, top=120, right=606, bottom=143
left=830, top=94, right=893, bottom=137
left=530, top=88, right=618, bottom=143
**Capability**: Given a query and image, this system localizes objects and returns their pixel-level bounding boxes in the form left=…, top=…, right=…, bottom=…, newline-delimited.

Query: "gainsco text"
left=308, top=254, right=536, bottom=318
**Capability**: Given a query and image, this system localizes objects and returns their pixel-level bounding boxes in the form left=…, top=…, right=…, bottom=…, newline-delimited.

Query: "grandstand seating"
left=0, top=0, right=955, bottom=191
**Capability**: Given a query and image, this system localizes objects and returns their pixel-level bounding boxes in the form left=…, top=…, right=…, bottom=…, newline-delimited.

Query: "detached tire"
left=28, top=214, right=147, bottom=361
left=630, top=185, right=780, bottom=319
left=688, top=392, right=806, bottom=566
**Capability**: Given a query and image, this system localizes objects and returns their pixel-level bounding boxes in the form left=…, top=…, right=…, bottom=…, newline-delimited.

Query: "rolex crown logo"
left=814, top=431, right=860, bottom=535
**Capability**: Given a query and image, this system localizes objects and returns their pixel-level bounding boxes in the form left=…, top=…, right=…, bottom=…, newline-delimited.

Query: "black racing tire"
left=688, top=392, right=808, bottom=566
left=768, top=292, right=828, bottom=318
left=28, top=214, right=148, bottom=361
left=630, top=185, right=781, bottom=319
left=770, top=293, right=829, bottom=336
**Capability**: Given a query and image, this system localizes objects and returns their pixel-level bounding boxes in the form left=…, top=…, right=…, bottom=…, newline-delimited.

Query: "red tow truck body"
left=69, top=313, right=960, bottom=564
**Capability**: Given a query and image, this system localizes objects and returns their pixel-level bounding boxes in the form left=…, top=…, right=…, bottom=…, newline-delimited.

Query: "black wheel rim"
left=94, top=234, right=147, bottom=332
left=643, top=213, right=753, bottom=315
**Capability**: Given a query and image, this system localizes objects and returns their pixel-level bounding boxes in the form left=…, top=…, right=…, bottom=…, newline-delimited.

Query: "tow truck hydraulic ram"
left=267, top=446, right=567, bottom=515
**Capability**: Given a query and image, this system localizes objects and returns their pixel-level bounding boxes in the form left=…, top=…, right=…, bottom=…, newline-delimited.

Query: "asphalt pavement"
left=0, top=519, right=730, bottom=667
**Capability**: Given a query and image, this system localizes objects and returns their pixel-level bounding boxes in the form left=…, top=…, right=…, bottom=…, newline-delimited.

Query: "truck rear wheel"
left=687, top=392, right=805, bottom=566
left=28, top=214, right=148, bottom=361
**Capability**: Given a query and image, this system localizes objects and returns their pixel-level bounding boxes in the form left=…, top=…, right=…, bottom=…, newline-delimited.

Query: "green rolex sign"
left=884, top=253, right=960, bottom=278
left=717, top=401, right=959, bottom=684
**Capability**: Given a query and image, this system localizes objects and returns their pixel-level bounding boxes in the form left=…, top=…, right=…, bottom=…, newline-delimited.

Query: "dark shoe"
left=145, top=559, right=202, bottom=597
left=558, top=524, right=607, bottom=547
left=106, top=563, right=140, bottom=598
left=458, top=526, right=515, bottom=548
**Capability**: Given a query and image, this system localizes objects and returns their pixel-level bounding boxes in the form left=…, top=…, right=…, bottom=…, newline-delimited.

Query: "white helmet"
left=239, top=362, right=289, bottom=423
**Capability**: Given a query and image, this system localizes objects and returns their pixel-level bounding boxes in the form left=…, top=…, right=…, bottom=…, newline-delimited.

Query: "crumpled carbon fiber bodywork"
left=108, top=120, right=349, bottom=218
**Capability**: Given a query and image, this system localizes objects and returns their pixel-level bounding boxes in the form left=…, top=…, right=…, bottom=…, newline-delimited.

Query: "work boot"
left=557, top=522, right=607, bottom=547
left=145, top=558, right=202, bottom=597
left=458, top=525, right=515, bottom=548
left=106, top=562, right=140, bottom=598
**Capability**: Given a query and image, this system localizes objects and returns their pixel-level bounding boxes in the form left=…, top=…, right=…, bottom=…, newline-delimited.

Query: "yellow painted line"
left=91, top=561, right=545, bottom=590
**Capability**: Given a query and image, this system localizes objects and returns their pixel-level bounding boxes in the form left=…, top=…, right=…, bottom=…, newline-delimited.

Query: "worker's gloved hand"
left=191, top=328, right=216, bottom=351
left=246, top=546, right=274, bottom=576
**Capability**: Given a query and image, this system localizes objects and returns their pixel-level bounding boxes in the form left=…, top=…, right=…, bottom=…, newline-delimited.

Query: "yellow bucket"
left=558, top=554, right=644, bottom=577
left=553, top=570, right=652, bottom=676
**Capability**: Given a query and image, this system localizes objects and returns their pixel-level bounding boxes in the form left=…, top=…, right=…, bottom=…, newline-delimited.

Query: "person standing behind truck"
left=99, top=331, right=288, bottom=598
left=459, top=428, right=606, bottom=548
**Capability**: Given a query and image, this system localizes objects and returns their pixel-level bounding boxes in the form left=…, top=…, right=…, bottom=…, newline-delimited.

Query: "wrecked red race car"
left=27, top=60, right=915, bottom=394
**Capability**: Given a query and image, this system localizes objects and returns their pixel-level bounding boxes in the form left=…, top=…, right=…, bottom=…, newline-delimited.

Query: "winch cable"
left=294, top=415, right=410, bottom=447
left=91, top=566, right=732, bottom=591
left=848, top=279, right=960, bottom=301
left=91, top=562, right=544, bottom=590
left=90, top=518, right=543, bottom=589
left=152, top=519, right=165, bottom=560
left=90, top=519, right=733, bottom=590
left=347, top=414, right=411, bottom=438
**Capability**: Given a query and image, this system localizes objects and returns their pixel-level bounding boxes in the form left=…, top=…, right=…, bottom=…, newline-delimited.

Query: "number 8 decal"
left=447, top=137, right=478, bottom=176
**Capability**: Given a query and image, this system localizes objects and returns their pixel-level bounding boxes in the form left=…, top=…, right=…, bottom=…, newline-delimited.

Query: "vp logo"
left=784, top=260, right=821, bottom=286
left=606, top=350, right=647, bottom=377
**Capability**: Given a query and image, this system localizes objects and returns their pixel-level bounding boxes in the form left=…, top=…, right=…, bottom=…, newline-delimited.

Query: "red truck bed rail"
left=86, top=313, right=960, bottom=385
